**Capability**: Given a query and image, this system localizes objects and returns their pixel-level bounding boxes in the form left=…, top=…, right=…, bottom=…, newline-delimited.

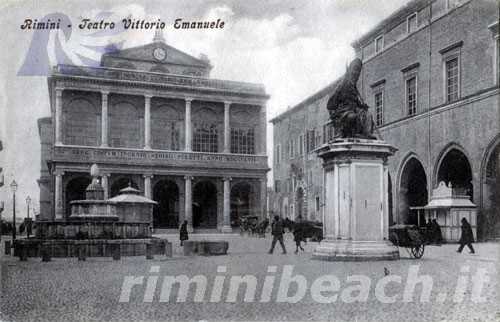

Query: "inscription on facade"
left=54, top=146, right=266, bottom=168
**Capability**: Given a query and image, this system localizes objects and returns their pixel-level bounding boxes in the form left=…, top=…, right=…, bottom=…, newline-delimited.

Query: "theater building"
left=271, top=0, right=500, bottom=240
left=37, top=33, right=269, bottom=232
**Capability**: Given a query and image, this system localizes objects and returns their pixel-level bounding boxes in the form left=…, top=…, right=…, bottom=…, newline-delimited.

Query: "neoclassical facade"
left=271, top=0, right=499, bottom=240
left=38, top=34, right=269, bottom=232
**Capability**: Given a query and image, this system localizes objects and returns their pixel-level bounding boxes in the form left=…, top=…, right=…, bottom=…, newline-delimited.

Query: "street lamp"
left=25, top=196, right=31, bottom=238
left=10, top=180, right=17, bottom=241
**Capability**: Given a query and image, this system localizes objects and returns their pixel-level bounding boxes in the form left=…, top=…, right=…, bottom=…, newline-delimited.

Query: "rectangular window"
left=193, top=123, right=218, bottom=153
left=306, top=129, right=316, bottom=153
left=407, top=13, right=417, bottom=33
left=315, top=132, right=321, bottom=147
left=406, top=76, right=417, bottom=116
left=230, top=127, right=255, bottom=154
left=445, top=57, right=459, bottom=102
left=315, top=196, right=320, bottom=212
left=375, top=35, right=384, bottom=53
left=274, top=180, right=280, bottom=193
left=374, top=91, right=384, bottom=126
left=289, top=139, right=294, bottom=158
left=275, top=144, right=281, bottom=164
left=299, top=134, right=304, bottom=156
left=328, top=123, right=335, bottom=141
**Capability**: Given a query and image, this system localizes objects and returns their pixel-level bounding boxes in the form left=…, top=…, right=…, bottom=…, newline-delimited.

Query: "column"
left=100, top=91, right=109, bottom=147
left=54, top=171, right=64, bottom=220
left=259, top=105, right=267, bottom=155
left=223, top=101, right=231, bottom=153
left=184, top=98, right=193, bottom=151
left=184, top=175, right=193, bottom=232
left=221, top=177, right=232, bottom=233
left=101, top=173, right=110, bottom=199
left=260, top=177, right=268, bottom=219
left=144, top=95, right=152, bottom=149
left=143, top=174, right=153, bottom=199
left=55, top=88, right=63, bottom=145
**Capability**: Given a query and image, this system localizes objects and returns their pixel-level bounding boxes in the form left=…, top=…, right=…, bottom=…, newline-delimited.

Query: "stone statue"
left=327, top=58, right=377, bottom=139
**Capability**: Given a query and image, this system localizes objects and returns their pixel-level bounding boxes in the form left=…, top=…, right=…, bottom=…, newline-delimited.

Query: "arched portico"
left=65, top=175, right=91, bottom=219
left=481, top=135, right=500, bottom=239
left=435, top=146, right=473, bottom=200
left=153, top=180, right=180, bottom=228
left=230, top=181, right=252, bottom=227
left=397, top=155, right=428, bottom=225
left=193, top=180, right=218, bottom=228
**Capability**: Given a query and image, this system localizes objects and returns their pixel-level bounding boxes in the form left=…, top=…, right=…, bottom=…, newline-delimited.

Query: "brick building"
left=270, top=0, right=499, bottom=240
left=38, top=33, right=269, bottom=232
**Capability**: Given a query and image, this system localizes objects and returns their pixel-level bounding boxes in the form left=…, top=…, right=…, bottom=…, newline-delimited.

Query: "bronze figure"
left=327, top=58, right=377, bottom=139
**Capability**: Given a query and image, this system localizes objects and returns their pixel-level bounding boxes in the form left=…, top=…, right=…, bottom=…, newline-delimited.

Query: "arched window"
left=63, top=97, right=100, bottom=146
left=109, top=101, right=142, bottom=148
left=151, top=104, right=182, bottom=150
left=230, top=108, right=257, bottom=154
left=193, top=107, right=219, bottom=153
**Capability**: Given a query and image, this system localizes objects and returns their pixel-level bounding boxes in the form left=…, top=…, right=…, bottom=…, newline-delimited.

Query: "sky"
left=0, top=0, right=411, bottom=221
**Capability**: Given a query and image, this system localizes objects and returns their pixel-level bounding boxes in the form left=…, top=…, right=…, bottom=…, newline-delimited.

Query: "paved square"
left=1, top=234, right=498, bottom=322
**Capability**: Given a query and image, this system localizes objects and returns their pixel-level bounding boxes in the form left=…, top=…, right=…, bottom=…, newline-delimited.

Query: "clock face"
left=153, top=48, right=166, bottom=61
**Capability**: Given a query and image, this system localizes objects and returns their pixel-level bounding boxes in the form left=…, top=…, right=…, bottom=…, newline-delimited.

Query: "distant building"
left=270, top=0, right=499, bottom=240
left=38, top=33, right=270, bottom=233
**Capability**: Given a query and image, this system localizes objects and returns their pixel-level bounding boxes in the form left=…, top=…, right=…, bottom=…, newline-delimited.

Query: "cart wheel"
left=410, top=245, right=425, bottom=258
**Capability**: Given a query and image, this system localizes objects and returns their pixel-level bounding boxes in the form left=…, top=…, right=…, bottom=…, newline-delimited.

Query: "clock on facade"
left=153, top=47, right=166, bottom=61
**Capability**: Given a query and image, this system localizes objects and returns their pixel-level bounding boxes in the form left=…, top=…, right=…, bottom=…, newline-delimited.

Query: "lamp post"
left=25, top=196, right=31, bottom=238
left=10, top=180, right=17, bottom=241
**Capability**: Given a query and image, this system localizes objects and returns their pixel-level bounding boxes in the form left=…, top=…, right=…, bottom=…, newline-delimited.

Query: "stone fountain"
left=14, top=164, right=171, bottom=260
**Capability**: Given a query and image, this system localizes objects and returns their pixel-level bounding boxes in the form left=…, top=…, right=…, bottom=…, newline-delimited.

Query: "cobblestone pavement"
left=0, top=233, right=499, bottom=322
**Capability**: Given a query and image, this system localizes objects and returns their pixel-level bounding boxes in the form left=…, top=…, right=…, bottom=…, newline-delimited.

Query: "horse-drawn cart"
left=389, top=224, right=431, bottom=259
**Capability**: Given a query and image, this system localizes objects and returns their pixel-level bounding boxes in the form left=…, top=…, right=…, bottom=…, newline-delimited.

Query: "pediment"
left=102, top=42, right=210, bottom=68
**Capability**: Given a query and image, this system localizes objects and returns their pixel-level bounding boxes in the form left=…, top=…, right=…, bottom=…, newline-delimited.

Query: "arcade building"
left=271, top=0, right=500, bottom=240
left=37, top=32, right=269, bottom=232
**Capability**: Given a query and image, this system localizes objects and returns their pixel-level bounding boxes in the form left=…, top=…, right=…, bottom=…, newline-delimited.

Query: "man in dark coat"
left=268, top=215, right=287, bottom=254
left=179, top=220, right=189, bottom=246
left=293, top=216, right=305, bottom=254
left=457, top=217, right=475, bottom=254
left=431, top=219, right=443, bottom=245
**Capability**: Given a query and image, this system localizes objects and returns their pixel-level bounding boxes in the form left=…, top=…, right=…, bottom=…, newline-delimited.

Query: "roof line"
left=269, top=78, right=341, bottom=123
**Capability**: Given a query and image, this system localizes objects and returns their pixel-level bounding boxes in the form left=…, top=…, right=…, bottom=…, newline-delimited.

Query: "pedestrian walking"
left=268, top=215, right=286, bottom=254
left=431, top=219, right=443, bottom=245
left=179, top=220, right=189, bottom=246
left=293, top=215, right=305, bottom=254
left=457, top=217, right=475, bottom=254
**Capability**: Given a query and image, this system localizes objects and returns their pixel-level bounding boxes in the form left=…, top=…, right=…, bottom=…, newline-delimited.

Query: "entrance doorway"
left=193, top=180, right=218, bottom=228
left=230, top=182, right=252, bottom=227
left=153, top=180, right=179, bottom=228
left=65, top=176, right=91, bottom=219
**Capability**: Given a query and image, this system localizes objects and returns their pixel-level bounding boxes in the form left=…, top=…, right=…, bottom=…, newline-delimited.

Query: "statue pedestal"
left=312, top=139, right=399, bottom=261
